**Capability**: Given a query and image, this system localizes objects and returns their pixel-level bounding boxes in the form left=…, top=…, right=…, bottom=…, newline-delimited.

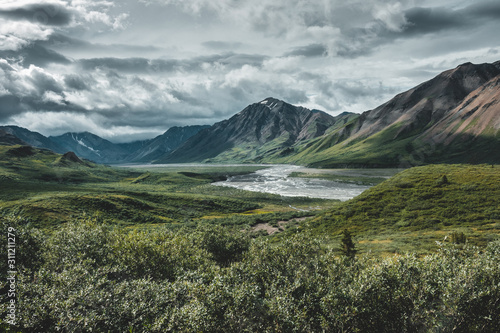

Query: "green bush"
left=1, top=218, right=499, bottom=332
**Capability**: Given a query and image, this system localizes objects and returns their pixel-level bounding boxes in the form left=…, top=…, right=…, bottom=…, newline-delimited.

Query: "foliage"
left=310, top=164, right=500, bottom=254
left=340, top=229, right=357, bottom=257
left=1, top=216, right=499, bottom=332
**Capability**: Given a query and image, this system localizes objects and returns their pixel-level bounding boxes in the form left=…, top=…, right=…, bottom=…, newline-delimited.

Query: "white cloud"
left=0, top=19, right=52, bottom=51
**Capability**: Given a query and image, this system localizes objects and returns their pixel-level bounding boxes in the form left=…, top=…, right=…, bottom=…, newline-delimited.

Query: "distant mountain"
left=124, top=125, right=210, bottom=163
left=0, top=125, right=65, bottom=153
left=49, top=132, right=131, bottom=164
left=0, top=124, right=209, bottom=164
left=0, top=129, right=27, bottom=145
left=156, top=98, right=351, bottom=163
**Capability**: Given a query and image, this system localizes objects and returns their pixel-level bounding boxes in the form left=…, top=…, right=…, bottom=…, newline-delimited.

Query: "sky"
left=0, top=0, right=499, bottom=143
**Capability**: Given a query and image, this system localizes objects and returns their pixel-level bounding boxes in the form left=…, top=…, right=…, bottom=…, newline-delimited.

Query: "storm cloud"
left=0, top=3, right=73, bottom=26
left=1, top=0, right=499, bottom=142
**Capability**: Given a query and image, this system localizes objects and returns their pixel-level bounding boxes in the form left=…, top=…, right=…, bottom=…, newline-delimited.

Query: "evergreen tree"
left=340, top=229, right=357, bottom=257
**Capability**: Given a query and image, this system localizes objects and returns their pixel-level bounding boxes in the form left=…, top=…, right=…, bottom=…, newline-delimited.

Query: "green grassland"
left=307, top=164, right=500, bottom=254
left=1, top=145, right=500, bottom=331
left=0, top=145, right=333, bottom=229
left=289, top=170, right=389, bottom=186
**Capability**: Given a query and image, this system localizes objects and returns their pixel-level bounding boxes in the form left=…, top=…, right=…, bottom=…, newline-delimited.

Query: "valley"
left=1, top=60, right=499, bottom=332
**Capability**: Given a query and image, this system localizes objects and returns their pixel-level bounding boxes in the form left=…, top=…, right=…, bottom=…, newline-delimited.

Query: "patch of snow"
left=72, top=134, right=101, bottom=156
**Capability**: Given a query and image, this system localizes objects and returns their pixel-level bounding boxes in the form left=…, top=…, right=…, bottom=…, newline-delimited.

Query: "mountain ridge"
left=155, top=98, right=351, bottom=163
left=0, top=124, right=209, bottom=164
left=2, top=60, right=499, bottom=167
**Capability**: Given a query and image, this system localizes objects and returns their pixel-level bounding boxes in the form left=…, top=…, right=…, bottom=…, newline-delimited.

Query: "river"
left=212, top=165, right=374, bottom=201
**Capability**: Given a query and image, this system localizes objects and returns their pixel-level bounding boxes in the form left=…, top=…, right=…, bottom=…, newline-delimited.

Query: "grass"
left=0, top=145, right=336, bottom=229
left=289, top=171, right=388, bottom=185
left=306, top=164, right=500, bottom=255
left=1, top=144, right=499, bottom=256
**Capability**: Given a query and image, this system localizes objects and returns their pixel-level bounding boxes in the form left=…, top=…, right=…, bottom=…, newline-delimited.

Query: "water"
left=212, top=165, right=373, bottom=201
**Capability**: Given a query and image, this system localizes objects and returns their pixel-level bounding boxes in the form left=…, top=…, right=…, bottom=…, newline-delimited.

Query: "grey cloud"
left=401, top=1, right=500, bottom=36
left=284, top=44, right=328, bottom=58
left=0, top=4, right=73, bottom=26
left=64, top=74, right=93, bottom=91
left=40, top=33, right=164, bottom=57
left=0, top=95, right=22, bottom=121
left=403, top=7, right=466, bottom=35
left=79, top=57, right=159, bottom=73
left=0, top=43, right=71, bottom=67
left=78, top=53, right=267, bottom=73
left=465, top=1, right=500, bottom=19
left=202, top=41, right=243, bottom=50
left=329, top=1, right=500, bottom=59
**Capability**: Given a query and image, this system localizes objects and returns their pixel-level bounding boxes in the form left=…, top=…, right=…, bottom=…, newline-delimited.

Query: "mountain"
left=0, top=129, right=27, bottom=145
left=0, top=125, right=65, bottom=153
left=124, top=125, right=210, bottom=163
left=0, top=124, right=209, bottom=164
left=49, top=132, right=131, bottom=164
left=156, top=98, right=350, bottom=163
left=278, top=61, right=500, bottom=167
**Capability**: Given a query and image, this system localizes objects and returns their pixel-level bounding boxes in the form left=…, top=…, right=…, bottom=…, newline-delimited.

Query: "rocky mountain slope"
left=278, top=61, right=500, bottom=167
left=156, top=98, right=355, bottom=163
left=49, top=132, right=131, bottom=164
left=0, top=128, right=27, bottom=145
left=124, top=125, right=210, bottom=163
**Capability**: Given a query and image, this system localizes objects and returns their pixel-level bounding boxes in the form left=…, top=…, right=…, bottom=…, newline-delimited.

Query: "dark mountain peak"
left=442, top=61, right=500, bottom=82
left=259, top=97, right=283, bottom=105
left=156, top=97, right=338, bottom=163
left=0, top=129, right=27, bottom=145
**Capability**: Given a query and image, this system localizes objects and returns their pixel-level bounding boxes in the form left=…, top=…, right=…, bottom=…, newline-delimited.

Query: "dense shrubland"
left=1, top=215, right=499, bottom=332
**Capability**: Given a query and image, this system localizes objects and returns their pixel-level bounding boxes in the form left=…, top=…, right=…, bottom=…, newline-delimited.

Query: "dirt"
left=251, top=216, right=310, bottom=235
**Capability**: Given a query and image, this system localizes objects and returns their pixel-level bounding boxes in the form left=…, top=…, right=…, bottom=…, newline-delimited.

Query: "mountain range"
left=0, top=125, right=209, bottom=164
left=1, top=60, right=499, bottom=167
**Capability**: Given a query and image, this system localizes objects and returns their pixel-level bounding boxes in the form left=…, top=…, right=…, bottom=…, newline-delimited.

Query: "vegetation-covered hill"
left=1, top=145, right=499, bottom=331
left=307, top=164, right=500, bottom=253
left=0, top=145, right=331, bottom=229
left=1, top=216, right=499, bottom=332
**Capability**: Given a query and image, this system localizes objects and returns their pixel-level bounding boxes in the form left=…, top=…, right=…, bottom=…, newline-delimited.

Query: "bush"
left=2, top=217, right=499, bottom=333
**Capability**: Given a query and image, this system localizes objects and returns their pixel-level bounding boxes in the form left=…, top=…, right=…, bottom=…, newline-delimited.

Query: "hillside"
left=273, top=61, right=500, bottom=167
left=307, top=164, right=500, bottom=253
left=124, top=125, right=210, bottom=163
left=0, top=125, right=65, bottom=153
left=49, top=132, right=132, bottom=164
left=0, top=124, right=208, bottom=164
left=156, top=98, right=354, bottom=163
left=0, top=129, right=26, bottom=145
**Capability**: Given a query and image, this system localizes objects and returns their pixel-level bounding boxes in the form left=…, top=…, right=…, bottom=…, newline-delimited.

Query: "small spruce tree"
left=450, top=231, right=467, bottom=244
left=340, top=229, right=357, bottom=257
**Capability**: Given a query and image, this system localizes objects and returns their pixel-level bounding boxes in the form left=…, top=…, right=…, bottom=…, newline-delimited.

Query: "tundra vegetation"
left=0, top=145, right=499, bottom=332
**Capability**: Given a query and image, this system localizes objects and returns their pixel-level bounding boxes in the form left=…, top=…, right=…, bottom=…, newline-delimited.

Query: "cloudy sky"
left=1, top=0, right=499, bottom=142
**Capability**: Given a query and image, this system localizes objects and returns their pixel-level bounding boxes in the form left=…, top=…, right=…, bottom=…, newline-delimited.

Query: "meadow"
left=0, top=145, right=499, bottom=332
